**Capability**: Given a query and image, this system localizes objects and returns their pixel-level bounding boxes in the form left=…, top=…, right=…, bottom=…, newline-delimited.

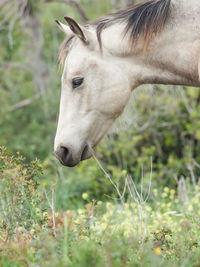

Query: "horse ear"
left=64, top=16, right=88, bottom=44
left=55, top=20, right=72, bottom=36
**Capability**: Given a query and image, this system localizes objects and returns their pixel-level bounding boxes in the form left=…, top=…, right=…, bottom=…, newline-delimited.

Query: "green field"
left=1, top=0, right=200, bottom=266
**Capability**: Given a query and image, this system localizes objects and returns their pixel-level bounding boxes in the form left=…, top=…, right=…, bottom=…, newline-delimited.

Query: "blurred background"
left=1, top=0, right=200, bottom=210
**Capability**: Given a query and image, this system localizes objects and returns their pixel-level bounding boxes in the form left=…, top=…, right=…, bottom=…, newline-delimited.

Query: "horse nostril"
left=54, top=144, right=88, bottom=167
left=60, top=146, right=70, bottom=163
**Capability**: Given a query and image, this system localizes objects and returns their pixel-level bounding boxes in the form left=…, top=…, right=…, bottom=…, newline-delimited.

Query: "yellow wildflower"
left=153, top=189, right=158, bottom=197
left=82, top=193, right=88, bottom=200
left=18, top=227, right=23, bottom=232
left=155, top=247, right=162, bottom=256
left=131, top=202, right=136, bottom=208
left=146, top=206, right=152, bottom=212
left=161, top=193, right=167, bottom=198
left=35, top=208, right=41, bottom=214
left=42, top=181, right=47, bottom=188
left=164, top=187, right=169, bottom=193
left=121, top=170, right=127, bottom=176
left=188, top=205, right=193, bottom=212
left=170, top=189, right=176, bottom=195
left=194, top=197, right=199, bottom=204
left=78, top=209, right=85, bottom=215
left=30, top=229, right=35, bottom=235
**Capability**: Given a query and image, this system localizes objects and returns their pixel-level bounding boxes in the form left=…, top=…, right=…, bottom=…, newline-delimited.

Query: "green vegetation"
left=1, top=148, right=200, bottom=266
left=1, top=0, right=200, bottom=266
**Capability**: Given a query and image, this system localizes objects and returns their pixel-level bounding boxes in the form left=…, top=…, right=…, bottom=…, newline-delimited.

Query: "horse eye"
left=72, top=77, right=84, bottom=89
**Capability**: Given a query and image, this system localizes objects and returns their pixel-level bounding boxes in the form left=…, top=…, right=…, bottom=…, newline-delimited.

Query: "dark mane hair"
left=59, top=0, right=171, bottom=65
left=94, top=0, right=171, bottom=51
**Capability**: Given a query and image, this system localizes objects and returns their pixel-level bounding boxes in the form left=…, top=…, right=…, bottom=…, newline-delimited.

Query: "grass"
left=1, top=147, right=200, bottom=266
left=1, top=185, right=200, bottom=266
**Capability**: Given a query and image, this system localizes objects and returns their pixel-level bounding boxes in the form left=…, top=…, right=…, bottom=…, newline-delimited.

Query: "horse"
left=54, top=0, right=200, bottom=167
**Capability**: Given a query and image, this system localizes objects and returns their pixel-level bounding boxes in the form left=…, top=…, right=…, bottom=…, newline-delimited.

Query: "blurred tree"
left=0, top=0, right=48, bottom=110
left=111, top=0, right=135, bottom=9
left=43, top=0, right=88, bottom=23
left=0, top=0, right=88, bottom=111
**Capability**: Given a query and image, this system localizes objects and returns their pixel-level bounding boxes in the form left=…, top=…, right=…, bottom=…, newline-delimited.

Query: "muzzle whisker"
left=88, top=145, right=125, bottom=206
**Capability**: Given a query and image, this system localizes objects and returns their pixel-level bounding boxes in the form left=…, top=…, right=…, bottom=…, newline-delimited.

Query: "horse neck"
left=101, top=0, right=200, bottom=89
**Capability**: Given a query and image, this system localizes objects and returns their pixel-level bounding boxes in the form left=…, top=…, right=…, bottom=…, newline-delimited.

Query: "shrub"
left=0, top=147, right=48, bottom=242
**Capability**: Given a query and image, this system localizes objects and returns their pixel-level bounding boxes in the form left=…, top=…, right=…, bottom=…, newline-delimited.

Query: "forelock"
left=59, top=35, right=75, bottom=66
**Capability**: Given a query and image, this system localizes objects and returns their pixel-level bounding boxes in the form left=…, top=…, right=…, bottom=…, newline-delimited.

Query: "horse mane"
left=94, top=0, right=171, bottom=51
left=59, top=0, right=171, bottom=64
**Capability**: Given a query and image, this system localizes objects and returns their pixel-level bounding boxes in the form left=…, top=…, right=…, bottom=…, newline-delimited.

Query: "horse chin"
left=80, top=148, right=92, bottom=161
left=59, top=159, right=80, bottom=168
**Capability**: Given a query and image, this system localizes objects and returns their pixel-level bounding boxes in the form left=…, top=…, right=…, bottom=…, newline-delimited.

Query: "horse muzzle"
left=54, top=143, right=90, bottom=167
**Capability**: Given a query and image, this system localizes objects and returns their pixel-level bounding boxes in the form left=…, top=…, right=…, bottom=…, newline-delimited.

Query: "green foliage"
left=1, top=173, right=200, bottom=266
left=97, top=86, right=200, bottom=185
left=40, top=86, right=200, bottom=211
left=0, top=147, right=48, bottom=241
left=0, top=256, right=21, bottom=267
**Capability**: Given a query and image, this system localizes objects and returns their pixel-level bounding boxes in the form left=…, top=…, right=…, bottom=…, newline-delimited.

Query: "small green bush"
left=0, top=147, right=48, bottom=242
